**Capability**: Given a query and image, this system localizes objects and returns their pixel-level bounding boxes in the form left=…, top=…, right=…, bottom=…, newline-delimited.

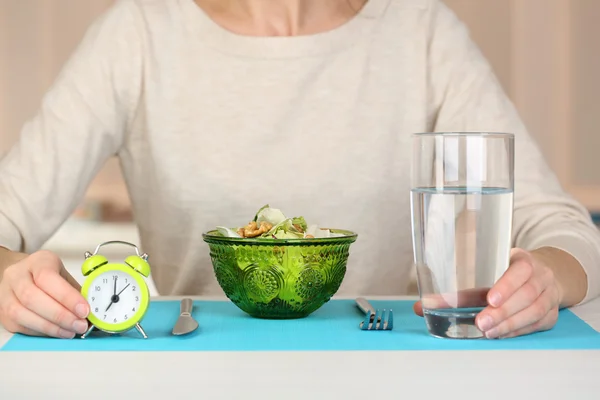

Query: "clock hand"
left=105, top=276, right=130, bottom=311
left=116, top=283, right=130, bottom=296
left=104, top=283, right=131, bottom=312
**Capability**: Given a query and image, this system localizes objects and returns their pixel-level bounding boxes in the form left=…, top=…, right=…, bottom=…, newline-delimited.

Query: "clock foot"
left=135, top=323, right=148, bottom=339
left=80, top=324, right=95, bottom=339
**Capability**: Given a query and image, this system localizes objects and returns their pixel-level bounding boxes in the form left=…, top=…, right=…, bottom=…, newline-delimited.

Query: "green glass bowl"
left=202, top=229, right=358, bottom=319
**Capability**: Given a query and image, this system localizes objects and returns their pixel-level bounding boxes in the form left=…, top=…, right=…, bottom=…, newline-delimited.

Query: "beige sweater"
left=1, top=0, right=599, bottom=302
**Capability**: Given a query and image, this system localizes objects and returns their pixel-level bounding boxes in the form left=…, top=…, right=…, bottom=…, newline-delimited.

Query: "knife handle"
left=355, top=297, right=376, bottom=315
left=180, top=298, right=193, bottom=316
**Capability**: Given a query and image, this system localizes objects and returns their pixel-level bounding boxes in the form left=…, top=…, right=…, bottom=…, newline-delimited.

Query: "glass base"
left=423, top=307, right=485, bottom=339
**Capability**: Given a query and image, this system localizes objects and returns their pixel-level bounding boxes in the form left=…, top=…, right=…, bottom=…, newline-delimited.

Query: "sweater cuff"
left=529, top=234, right=600, bottom=305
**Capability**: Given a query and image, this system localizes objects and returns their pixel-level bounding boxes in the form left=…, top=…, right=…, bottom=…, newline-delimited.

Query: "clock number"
left=113, top=318, right=117, bottom=323
left=125, top=278, right=128, bottom=283
left=132, top=286, right=136, bottom=291
left=92, top=297, right=95, bottom=302
left=102, top=278, right=108, bottom=284
left=132, top=307, right=136, bottom=312
left=112, top=275, right=118, bottom=280
left=104, top=315, right=107, bottom=320
left=95, top=286, right=101, bottom=291
left=124, top=314, right=128, bottom=320
left=135, top=296, right=139, bottom=301
left=94, top=307, right=99, bottom=313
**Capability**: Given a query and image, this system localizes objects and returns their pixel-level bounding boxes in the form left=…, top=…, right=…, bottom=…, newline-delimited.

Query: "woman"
left=0, top=0, right=598, bottom=340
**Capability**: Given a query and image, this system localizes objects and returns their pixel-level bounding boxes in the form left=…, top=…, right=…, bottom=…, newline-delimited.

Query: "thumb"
left=510, top=247, right=533, bottom=264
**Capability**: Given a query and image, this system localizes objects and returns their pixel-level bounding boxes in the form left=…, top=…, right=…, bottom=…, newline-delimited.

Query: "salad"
left=215, top=205, right=345, bottom=239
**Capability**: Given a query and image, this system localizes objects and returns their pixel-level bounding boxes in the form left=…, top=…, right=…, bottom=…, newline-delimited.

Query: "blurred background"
left=1, top=0, right=599, bottom=292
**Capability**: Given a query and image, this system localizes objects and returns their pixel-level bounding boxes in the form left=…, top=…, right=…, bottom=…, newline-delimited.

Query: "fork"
left=355, top=297, right=393, bottom=331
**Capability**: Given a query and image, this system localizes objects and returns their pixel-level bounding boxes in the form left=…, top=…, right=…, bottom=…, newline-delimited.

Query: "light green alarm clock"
left=79, top=241, right=151, bottom=339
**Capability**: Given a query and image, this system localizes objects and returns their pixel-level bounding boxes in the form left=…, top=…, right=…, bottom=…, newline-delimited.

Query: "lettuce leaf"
left=253, top=204, right=270, bottom=222
left=263, top=218, right=303, bottom=239
left=216, top=226, right=241, bottom=238
left=291, top=216, right=307, bottom=232
left=256, top=206, right=287, bottom=227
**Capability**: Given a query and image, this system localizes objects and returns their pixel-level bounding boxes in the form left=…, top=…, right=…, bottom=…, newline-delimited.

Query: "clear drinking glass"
left=410, top=132, right=514, bottom=339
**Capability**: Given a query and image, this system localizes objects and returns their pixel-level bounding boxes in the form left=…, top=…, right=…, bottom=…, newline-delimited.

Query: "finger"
left=414, top=287, right=490, bottom=316
left=0, top=316, right=47, bottom=336
left=32, top=267, right=89, bottom=319
left=16, top=326, right=47, bottom=337
left=61, top=268, right=82, bottom=291
left=4, top=296, right=76, bottom=338
left=13, top=278, right=89, bottom=335
left=413, top=301, right=424, bottom=317
left=476, top=268, right=554, bottom=332
left=498, top=307, right=559, bottom=339
left=486, top=253, right=534, bottom=307
left=3, top=322, right=47, bottom=337
left=483, top=287, right=557, bottom=339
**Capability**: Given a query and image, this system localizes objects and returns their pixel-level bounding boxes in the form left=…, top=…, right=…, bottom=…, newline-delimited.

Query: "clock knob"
left=81, top=254, right=109, bottom=276
left=124, top=254, right=150, bottom=278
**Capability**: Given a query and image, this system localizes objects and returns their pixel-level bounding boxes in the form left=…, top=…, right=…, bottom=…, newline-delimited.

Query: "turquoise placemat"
left=2, top=300, right=600, bottom=351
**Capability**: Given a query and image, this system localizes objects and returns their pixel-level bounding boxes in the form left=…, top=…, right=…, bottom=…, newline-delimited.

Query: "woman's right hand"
left=0, top=250, right=90, bottom=338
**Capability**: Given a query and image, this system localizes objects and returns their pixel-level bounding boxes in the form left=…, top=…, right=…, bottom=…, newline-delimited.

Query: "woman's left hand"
left=474, top=248, right=562, bottom=339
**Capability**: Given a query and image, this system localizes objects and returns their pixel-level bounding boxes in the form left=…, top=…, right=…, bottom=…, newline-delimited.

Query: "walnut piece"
left=240, top=221, right=273, bottom=238
left=293, top=224, right=304, bottom=233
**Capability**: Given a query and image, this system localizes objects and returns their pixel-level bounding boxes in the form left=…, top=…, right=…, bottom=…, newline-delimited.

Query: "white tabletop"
left=2, top=295, right=600, bottom=400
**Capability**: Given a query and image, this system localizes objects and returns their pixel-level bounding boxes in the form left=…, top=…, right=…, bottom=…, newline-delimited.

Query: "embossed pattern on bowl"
left=202, top=229, right=358, bottom=319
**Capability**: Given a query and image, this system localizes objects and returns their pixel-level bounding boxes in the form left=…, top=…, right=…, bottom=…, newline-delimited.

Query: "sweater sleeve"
left=426, top=0, right=600, bottom=304
left=0, top=0, right=143, bottom=253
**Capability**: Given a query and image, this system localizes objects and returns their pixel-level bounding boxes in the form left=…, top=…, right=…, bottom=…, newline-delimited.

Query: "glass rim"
left=412, top=131, right=515, bottom=138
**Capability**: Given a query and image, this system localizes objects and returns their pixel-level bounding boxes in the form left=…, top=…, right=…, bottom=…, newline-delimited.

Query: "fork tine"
left=372, top=311, right=378, bottom=330
left=387, top=309, right=394, bottom=330
left=379, top=310, right=387, bottom=330
left=382, top=310, right=389, bottom=330
left=373, top=309, right=381, bottom=330
left=360, top=310, right=371, bottom=330
left=367, top=310, right=374, bottom=330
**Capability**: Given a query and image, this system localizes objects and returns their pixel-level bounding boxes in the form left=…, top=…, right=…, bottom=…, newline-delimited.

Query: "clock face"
left=86, top=269, right=143, bottom=327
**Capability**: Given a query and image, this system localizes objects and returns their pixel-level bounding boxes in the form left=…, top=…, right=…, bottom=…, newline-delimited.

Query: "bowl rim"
left=202, top=228, right=358, bottom=245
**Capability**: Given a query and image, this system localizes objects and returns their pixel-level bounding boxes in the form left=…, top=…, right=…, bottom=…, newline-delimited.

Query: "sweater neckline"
left=181, top=0, right=391, bottom=59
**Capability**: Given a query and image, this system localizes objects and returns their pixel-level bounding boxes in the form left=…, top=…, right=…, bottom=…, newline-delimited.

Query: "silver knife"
left=172, top=298, right=199, bottom=335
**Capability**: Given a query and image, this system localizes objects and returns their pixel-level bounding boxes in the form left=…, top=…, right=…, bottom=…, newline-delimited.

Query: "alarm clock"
left=79, top=240, right=151, bottom=339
